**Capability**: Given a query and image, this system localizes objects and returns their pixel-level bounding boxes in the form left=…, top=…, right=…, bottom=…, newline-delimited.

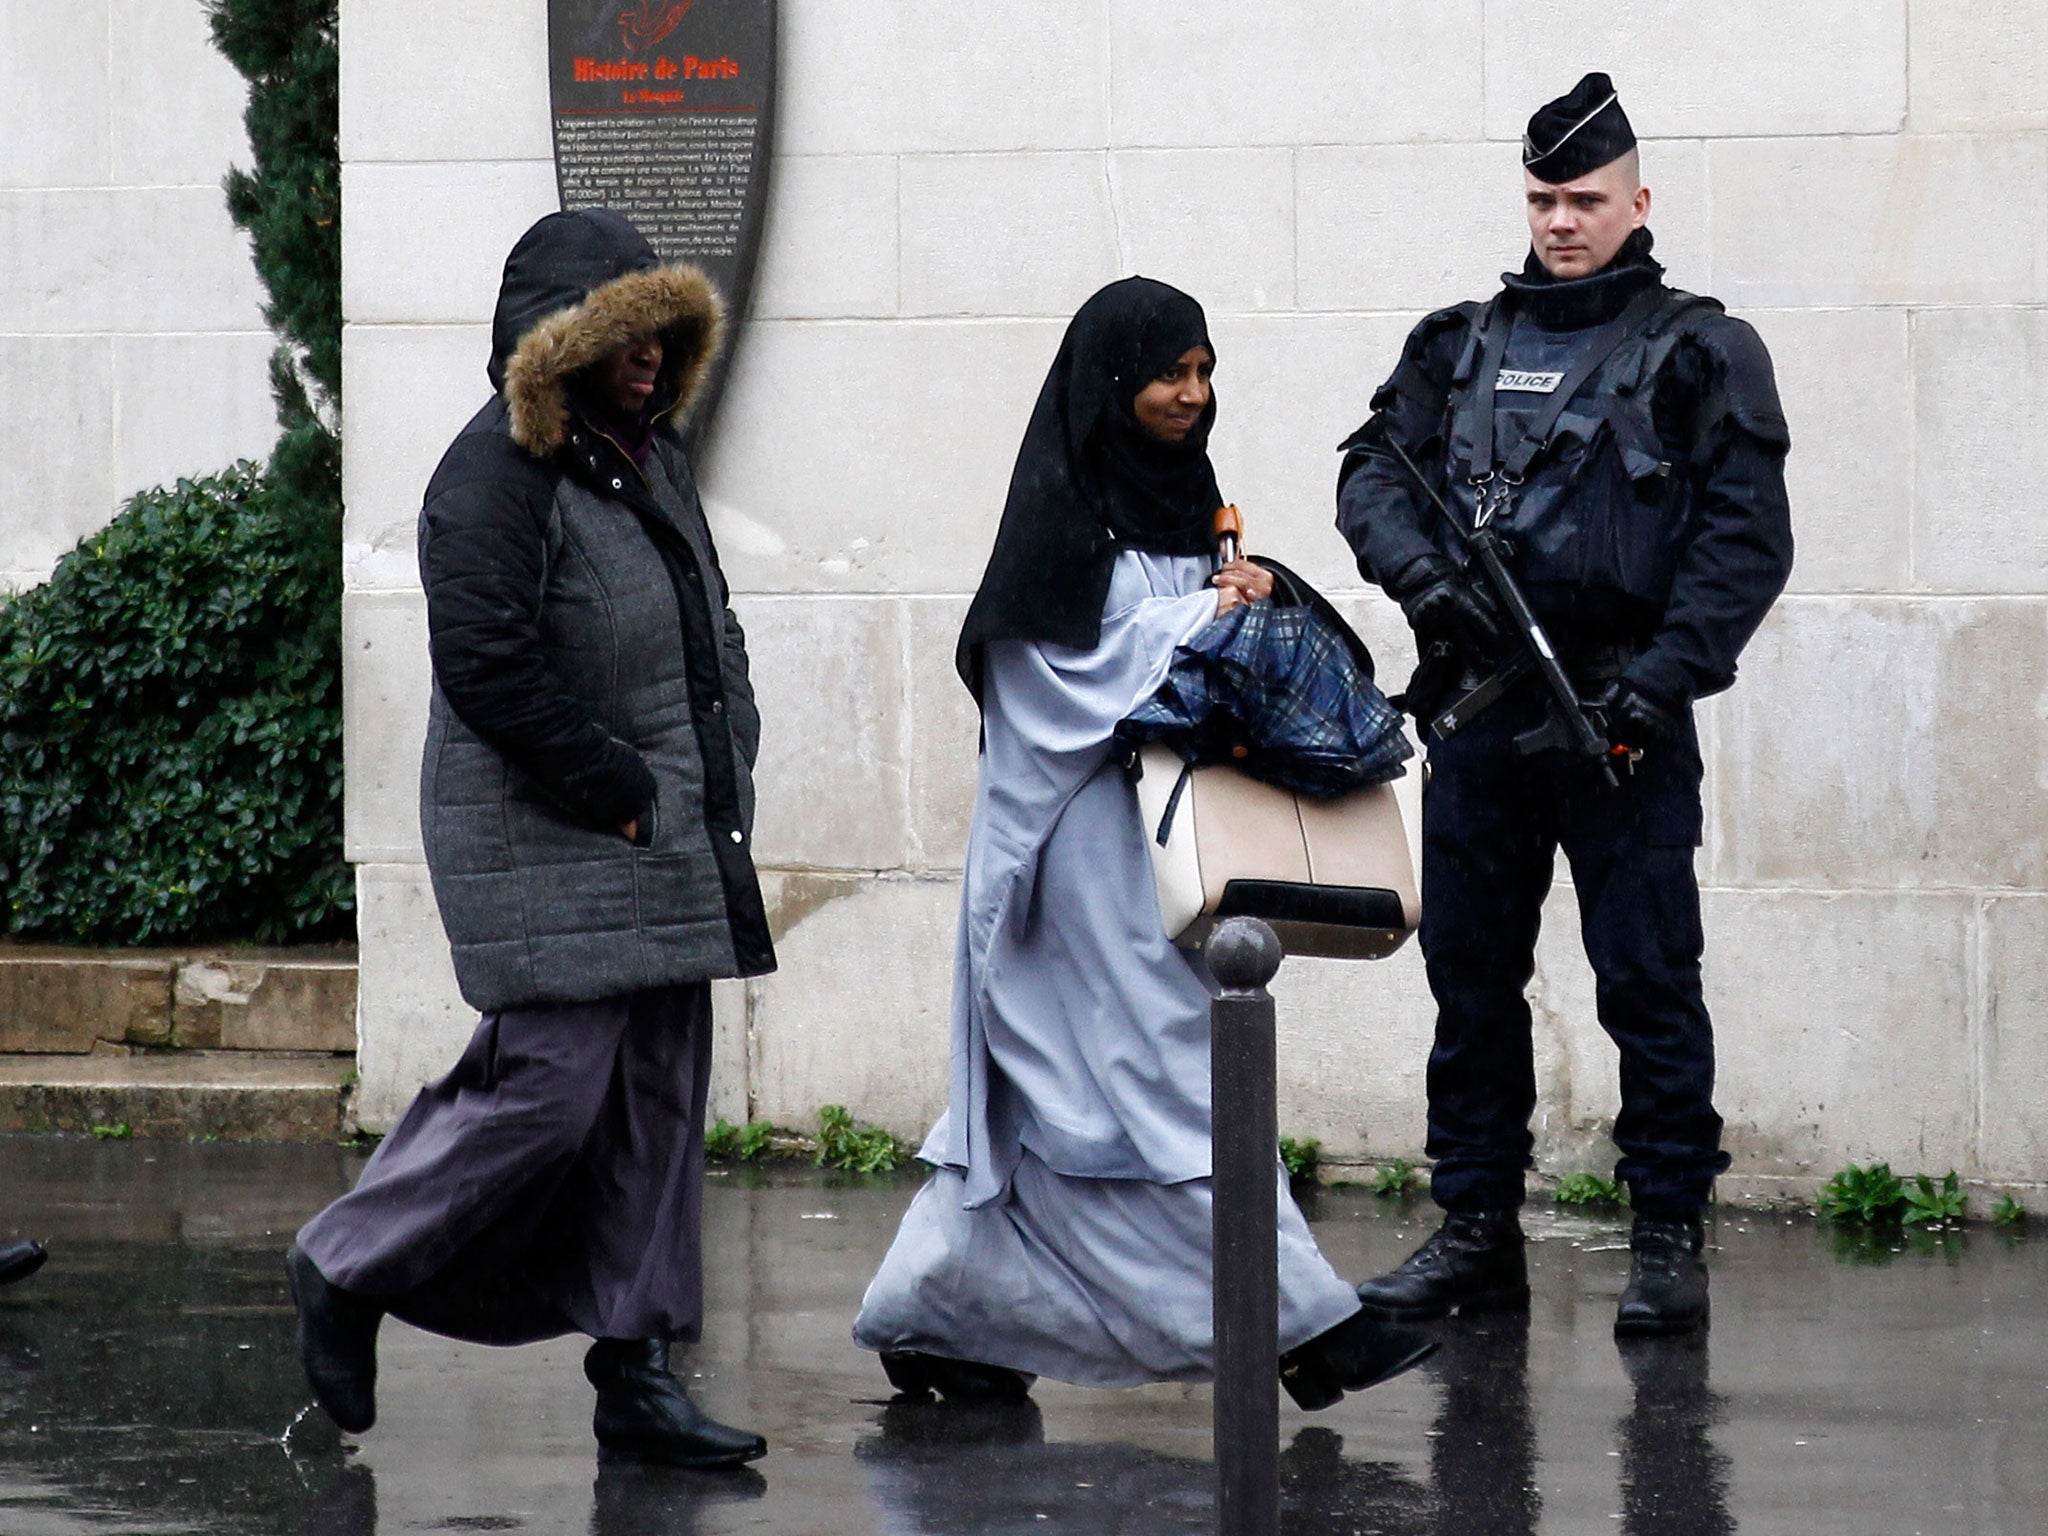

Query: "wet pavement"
left=0, top=1136, right=2043, bottom=1535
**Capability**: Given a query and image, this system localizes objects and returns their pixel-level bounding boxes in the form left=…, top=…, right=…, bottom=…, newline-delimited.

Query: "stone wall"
left=340, top=1, right=2048, bottom=1193
left=0, top=0, right=276, bottom=593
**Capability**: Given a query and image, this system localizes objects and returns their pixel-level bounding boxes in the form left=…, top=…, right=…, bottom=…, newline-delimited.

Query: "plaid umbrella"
left=1118, top=586, right=1412, bottom=798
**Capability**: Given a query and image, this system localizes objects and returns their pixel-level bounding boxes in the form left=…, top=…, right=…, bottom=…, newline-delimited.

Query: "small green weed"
left=1279, top=1137, right=1322, bottom=1182
left=815, top=1105, right=909, bottom=1175
left=1818, top=1163, right=1906, bottom=1225
left=1553, top=1173, right=1626, bottom=1207
left=705, top=1118, right=783, bottom=1162
left=1992, top=1195, right=2027, bottom=1228
left=1902, top=1170, right=1968, bottom=1227
left=1368, top=1160, right=1419, bottom=1197
left=89, top=1122, right=133, bottom=1141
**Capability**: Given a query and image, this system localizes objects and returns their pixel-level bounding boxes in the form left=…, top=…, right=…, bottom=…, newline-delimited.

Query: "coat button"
left=611, top=478, right=623, bottom=490
left=711, top=700, right=724, bottom=715
left=729, top=830, right=744, bottom=844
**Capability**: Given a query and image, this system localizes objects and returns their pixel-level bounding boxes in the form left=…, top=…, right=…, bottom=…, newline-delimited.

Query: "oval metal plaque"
left=548, top=0, right=777, bottom=437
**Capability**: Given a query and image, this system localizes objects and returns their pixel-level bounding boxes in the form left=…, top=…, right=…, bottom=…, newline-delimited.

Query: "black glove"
left=1592, top=679, right=1686, bottom=750
left=1388, top=555, right=1509, bottom=657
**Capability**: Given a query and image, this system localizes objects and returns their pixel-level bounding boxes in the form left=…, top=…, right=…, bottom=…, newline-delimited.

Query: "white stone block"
left=0, top=336, right=114, bottom=579
left=0, top=3, right=111, bottom=188
left=112, top=332, right=278, bottom=500
left=707, top=978, right=749, bottom=1129
left=1206, top=312, right=1428, bottom=597
left=1745, top=307, right=1911, bottom=594
left=899, top=153, right=1120, bottom=318
left=1108, top=0, right=1483, bottom=148
left=1271, top=948, right=1438, bottom=1165
left=778, top=0, right=1110, bottom=155
left=339, top=0, right=552, bottom=163
left=1484, top=1, right=1906, bottom=139
left=749, top=874, right=956, bottom=1136
left=111, top=0, right=252, bottom=186
left=736, top=594, right=912, bottom=871
left=1981, top=897, right=2048, bottom=1181
left=1108, top=149, right=1295, bottom=314
left=116, top=188, right=268, bottom=333
left=1705, top=890, right=1974, bottom=1177
left=0, top=188, right=262, bottom=334
left=1912, top=307, right=2048, bottom=593
left=693, top=317, right=1065, bottom=594
left=342, top=589, right=430, bottom=865
left=342, top=323, right=492, bottom=593
left=1707, top=598, right=2048, bottom=891
left=342, top=160, right=560, bottom=326
left=905, top=596, right=978, bottom=872
left=0, top=193, right=115, bottom=334
left=1710, top=135, right=2048, bottom=308
left=1908, top=0, right=2048, bottom=132
left=352, top=863, right=470, bottom=1133
left=1298, top=140, right=1710, bottom=314
left=751, top=156, right=899, bottom=320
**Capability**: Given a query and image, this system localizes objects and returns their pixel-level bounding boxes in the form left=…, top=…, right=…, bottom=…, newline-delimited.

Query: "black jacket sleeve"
left=1625, top=316, right=1795, bottom=706
left=418, top=428, right=656, bottom=827
left=1334, top=307, right=1472, bottom=594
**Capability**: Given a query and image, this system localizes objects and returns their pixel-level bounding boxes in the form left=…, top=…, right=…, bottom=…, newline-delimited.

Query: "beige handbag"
left=1133, top=742, right=1419, bottom=961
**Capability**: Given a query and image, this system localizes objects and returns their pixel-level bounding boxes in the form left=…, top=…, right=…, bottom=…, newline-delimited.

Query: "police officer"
left=1337, top=73, right=1792, bottom=1335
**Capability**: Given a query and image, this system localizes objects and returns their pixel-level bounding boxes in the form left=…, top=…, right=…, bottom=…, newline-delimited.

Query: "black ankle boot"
left=1614, top=1216, right=1709, bottom=1336
left=1279, top=1310, right=1439, bottom=1410
left=284, top=1245, right=382, bottom=1433
left=1355, top=1209, right=1529, bottom=1321
left=0, top=1239, right=47, bottom=1288
left=879, top=1349, right=1036, bottom=1402
left=585, top=1339, right=767, bottom=1467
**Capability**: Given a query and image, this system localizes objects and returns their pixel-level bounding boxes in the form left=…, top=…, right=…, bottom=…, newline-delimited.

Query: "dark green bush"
left=0, top=465, right=349, bottom=944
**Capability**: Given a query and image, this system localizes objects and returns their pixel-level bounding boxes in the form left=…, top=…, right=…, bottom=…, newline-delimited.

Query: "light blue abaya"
left=853, top=551, right=1361, bottom=1387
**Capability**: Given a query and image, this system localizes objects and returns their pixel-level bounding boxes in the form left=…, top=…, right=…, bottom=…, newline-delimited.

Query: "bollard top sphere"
left=1206, top=916, right=1283, bottom=992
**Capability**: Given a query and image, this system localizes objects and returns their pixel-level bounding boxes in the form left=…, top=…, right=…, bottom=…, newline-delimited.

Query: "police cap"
left=1523, top=72, right=1637, bottom=183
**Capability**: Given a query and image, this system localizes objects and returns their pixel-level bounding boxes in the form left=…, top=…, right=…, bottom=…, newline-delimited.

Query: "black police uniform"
left=1336, top=219, right=1793, bottom=1222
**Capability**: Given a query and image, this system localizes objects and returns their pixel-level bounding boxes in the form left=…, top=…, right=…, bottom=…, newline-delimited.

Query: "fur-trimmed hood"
left=489, top=209, right=724, bottom=458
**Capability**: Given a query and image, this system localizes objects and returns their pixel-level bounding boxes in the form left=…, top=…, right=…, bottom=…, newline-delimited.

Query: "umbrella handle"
left=1214, top=504, right=1243, bottom=567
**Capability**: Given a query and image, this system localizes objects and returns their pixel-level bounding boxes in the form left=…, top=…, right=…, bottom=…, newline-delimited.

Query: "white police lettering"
left=1497, top=369, right=1565, bottom=393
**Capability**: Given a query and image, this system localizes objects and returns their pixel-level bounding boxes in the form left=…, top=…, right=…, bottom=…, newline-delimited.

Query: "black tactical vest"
left=1442, top=287, right=1714, bottom=620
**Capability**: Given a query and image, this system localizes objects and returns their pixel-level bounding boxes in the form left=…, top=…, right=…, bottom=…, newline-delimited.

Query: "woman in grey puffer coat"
left=287, top=209, right=773, bottom=1468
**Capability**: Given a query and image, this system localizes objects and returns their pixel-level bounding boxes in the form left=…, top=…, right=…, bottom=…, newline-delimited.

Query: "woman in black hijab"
left=854, top=278, right=1432, bottom=1408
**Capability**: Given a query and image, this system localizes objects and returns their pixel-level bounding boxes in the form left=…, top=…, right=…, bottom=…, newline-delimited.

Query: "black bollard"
left=1206, top=916, right=1282, bottom=1536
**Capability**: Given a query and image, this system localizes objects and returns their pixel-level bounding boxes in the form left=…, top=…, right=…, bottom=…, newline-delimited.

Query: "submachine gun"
left=1380, top=433, right=1634, bottom=790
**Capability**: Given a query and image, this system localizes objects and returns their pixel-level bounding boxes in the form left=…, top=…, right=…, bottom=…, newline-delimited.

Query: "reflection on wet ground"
left=1, top=1135, right=2043, bottom=1533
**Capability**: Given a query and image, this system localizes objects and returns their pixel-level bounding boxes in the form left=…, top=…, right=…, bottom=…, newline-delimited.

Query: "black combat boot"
left=1614, top=1216, right=1709, bottom=1336
left=0, top=1239, right=47, bottom=1288
left=879, top=1349, right=1036, bottom=1402
left=284, top=1245, right=382, bottom=1433
left=1355, top=1209, right=1529, bottom=1321
left=1279, top=1309, right=1439, bottom=1410
left=585, top=1338, right=767, bottom=1467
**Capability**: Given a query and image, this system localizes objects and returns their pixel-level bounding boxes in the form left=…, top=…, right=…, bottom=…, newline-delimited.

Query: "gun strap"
left=1468, top=286, right=1672, bottom=486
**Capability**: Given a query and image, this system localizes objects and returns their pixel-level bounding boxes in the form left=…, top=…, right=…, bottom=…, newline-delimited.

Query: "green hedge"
left=0, top=465, right=350, bottom=944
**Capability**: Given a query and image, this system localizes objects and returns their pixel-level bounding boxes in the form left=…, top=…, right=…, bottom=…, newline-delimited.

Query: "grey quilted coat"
left=416, top=209, right=774, bottom=1012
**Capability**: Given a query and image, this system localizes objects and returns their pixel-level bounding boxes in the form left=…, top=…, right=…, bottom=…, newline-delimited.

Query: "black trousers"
left=1418, top=690, right=1729, bottom=1218
left=300, top=981, right=712, bottom=1345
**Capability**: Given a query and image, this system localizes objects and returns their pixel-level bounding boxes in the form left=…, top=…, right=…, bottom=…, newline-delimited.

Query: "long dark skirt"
left=298, top=982, right=711, bottom=1346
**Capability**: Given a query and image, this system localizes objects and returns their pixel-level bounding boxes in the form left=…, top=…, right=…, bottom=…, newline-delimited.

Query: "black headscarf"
left=956, top=277, right=1223, bottom=698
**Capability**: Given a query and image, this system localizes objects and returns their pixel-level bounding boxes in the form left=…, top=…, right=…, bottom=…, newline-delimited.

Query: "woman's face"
left=591, top=330, right=665, bottom=419
left=1131, top=346, right=1214, bottom=443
